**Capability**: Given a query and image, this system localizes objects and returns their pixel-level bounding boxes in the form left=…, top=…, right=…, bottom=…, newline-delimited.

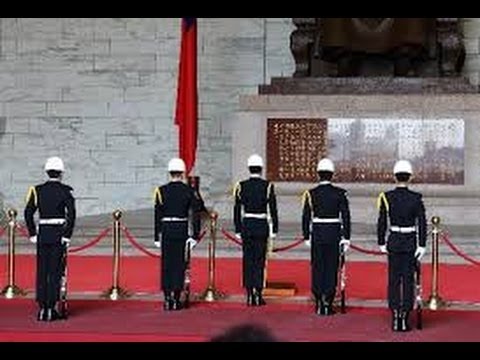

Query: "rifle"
left=339, top=245, right=347, bottom=314
left=58, top=244, right=69, bottom=319
left=415, top=260, right=423, bottom=330
left=183, top=242, right=192, bottom=309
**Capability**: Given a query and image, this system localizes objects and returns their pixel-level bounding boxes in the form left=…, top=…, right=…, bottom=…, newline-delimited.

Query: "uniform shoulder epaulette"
left=26, top=185, right=38, bottom=207
left=153, top=186, right=163, bottom=205
left=232, top=181, right=242, bottom=198
left=376, top=192, right=389, bottom=212
left=301, top=189, right=313, bottom=209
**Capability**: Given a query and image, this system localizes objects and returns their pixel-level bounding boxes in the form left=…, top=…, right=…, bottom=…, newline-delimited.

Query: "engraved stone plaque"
left=267, top=118, right=464, bottom=184
left=267, top=119, right=328, bottom=182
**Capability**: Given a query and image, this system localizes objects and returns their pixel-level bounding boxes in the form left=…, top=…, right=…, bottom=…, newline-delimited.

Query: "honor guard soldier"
left=302, top=158, right=351, bottom=315
left=154, top=158, right=202, bottom=311
left=377, top=160, right=427, bottom=332
left=24, top=157, right=76, bottom=321
left=233, top=154, right=279, bottom=306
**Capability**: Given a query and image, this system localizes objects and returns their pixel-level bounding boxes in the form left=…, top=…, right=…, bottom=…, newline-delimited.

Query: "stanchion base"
left=101, top=287, right=131, bottom=301
left=197, top=287, right=224, bottom=302
left=425, top=295, right=447, bottom=311
left=263, top=282, right=297, bottom=297
left=1, top=284, right=27, bottom=299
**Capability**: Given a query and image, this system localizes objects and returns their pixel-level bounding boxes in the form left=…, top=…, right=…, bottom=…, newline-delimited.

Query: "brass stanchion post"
left=199, top=211, right=223, bottom=301
left=1, top=209, right=26, bottom=299
left=426, top=216, right=446, bottom=310
left=102, top=210, right=130, bottom=300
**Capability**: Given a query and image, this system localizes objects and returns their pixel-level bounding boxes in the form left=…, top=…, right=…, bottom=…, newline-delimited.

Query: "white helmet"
left=247, top=154, right=264, bottom=168
left=393, top=160, right=413, bottom=175
left=168, top=158, right=186, bottom=173
left=44, top=156, right=65, bottom=172
left=317, top=158, right=335, bottom=173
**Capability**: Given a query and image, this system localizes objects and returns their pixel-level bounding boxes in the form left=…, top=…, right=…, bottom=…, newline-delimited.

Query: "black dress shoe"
left=400, top=311, right=411, bottom=332
left=325, top=305, right=336, bottom=316
left=37, top=308, right=46, bottom=321
left=391, top=310, right=400, bottom=331
left=171, top=299, right=183, bottom=311
left=163, top=296, right=173, bottom=311
left=246, top=293, right=253, bottom=306
left=45, top=308, right=60, bottom=322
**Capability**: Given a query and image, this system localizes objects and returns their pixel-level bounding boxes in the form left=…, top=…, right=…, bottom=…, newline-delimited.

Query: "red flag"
left=175, top=18, right=198, bottom=175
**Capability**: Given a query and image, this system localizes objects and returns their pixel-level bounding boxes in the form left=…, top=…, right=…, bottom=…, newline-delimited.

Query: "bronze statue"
left=291, top=18, right=465, bottom=78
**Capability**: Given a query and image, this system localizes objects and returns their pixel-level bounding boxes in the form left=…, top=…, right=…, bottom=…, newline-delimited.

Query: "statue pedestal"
left=259, top=77, right=477, bottom=95
left=223, top=89, right=480, bottom=261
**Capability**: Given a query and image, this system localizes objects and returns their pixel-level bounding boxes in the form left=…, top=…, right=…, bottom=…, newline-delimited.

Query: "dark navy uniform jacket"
left=377, top=186, right=427, bottom=253
left=302, top=182, right=351, bottom=243
left=154, top=181, right=202, bottom=243
left=24, top=180, right=76, bottom=243
left=233, top=177, right=279, bottom=235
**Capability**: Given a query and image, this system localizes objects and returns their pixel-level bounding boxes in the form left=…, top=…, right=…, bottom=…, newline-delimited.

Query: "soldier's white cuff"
left=61, top=238, right=71, bottom=246
left=29, top=236, right=37, bottom=244
left=154, top=241, right=161, bottom=248
left=235, top=233, right=242, bottom=240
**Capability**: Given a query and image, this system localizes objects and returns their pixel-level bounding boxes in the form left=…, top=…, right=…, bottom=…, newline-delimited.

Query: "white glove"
left=304, top=239, right=311, bottom=248
left=235, top=233, right=242, bottom=240
left=154, top=241, right=161, bottom=249
left=61, top=238, right=71, bottom=247
left=379, top=245, right=387, bottom=254
left=340, top=239, right=351, bottom=252
left=29, top=236, right=37, bottom=244
left=186, top=237, right=198, bottom=250
left=415, top=246, right=426, bottom=261
left=270, top=233, right=277, bottom=240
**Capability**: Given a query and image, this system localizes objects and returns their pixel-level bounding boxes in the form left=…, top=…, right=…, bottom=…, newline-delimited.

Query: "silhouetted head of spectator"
left=210, top=324, right=277, bottom=342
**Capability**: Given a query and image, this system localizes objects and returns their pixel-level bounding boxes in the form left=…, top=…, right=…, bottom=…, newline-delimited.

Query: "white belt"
left=390, top=226, right=416, bottom=234
left=162, top=217, right=188, bottom=222
left=39, top=219, right=66, bottom=225
left=312, top=218, right=341, bottom=224
left=244, top=213, right=268, bottom=219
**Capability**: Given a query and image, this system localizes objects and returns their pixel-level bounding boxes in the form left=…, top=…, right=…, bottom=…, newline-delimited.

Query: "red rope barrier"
left=221, top=228, right=243, bottom=246
left=350, top=244, right=386, bottom=256
left=272, top=237, right=304, bottom=253
left=221, top=229, right=306, bottom=253
left=69, top=228, right=111, bottom=254
left=122, top=226, right=208, bottom=259
left=0, top=226, right=5, bottom=238
left=441, top=232, right=480, bottom=267
left=122, top=226, right=161, bottom=259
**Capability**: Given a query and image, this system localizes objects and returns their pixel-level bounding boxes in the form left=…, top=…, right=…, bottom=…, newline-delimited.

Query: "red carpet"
left=0, top=299, right=479, bottom=342
left=1, top=255, right=479, bottom=302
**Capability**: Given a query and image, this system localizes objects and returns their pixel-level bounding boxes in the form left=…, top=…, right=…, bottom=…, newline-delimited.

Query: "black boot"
left=400, top=311, right=411, bottom=332
left=172, top=291, right=182, bottom=311
left=253, top=288, right=266, bottom=306
left=325, top=295, right=336, bottom=316
left=316, top=295, right=326, bottom=316
left=45, top=308, right=59, bottom=322
left=315, top=297, right=325, bottom=315
left=163, top=292, right=173, bottom=311
left=257, top=291, right=266, bottom=306
left=37, top=304, right=46, bottom=321
left=246, top=289, right=254, bottom=306
left=392, top=310, right=400, bottom=332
